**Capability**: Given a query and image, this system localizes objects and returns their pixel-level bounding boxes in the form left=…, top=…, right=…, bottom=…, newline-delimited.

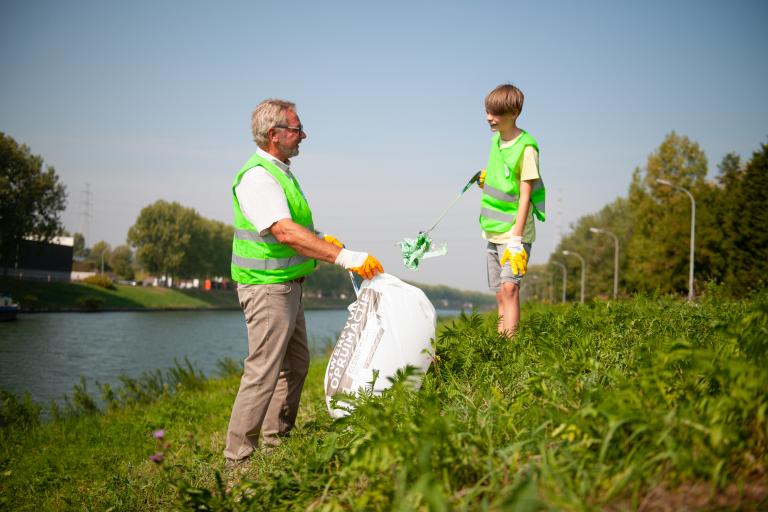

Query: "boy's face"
left=486, top=111, right=517, bottom=133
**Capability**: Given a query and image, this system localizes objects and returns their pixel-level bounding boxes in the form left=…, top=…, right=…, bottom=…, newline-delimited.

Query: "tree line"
left=1, top=132, right=233, bottom=282
left=6, top=130, right=764, bottom=299
left=536, top=132, right=768, bottom=300
left=70, top=201, right=233, bottom=283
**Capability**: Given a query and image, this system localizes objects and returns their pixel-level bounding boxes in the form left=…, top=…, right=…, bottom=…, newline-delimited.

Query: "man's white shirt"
left=235, top=148, right=295, bottom=236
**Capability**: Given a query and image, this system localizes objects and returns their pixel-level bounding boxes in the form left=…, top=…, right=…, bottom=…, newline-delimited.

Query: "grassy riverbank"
left=2, top=293, right=767, bottom=510
left=0, top=278, right=351, bottom=311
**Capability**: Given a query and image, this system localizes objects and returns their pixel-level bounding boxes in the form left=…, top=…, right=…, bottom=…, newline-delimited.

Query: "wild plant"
left=166, top=295, right=767, bottom=510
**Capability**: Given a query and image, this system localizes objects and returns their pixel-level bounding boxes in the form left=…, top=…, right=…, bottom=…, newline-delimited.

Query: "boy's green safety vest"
left=230, top=153, right=317, bottom=284
left=479, top=131, right=546, bottom=233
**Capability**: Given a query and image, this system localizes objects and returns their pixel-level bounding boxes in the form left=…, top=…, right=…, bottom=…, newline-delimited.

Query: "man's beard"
left=279, top=141, right=299, bottom=159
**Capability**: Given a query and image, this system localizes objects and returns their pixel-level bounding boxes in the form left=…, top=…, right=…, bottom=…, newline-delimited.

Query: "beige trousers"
left=223, top=280, right=309, bottom=460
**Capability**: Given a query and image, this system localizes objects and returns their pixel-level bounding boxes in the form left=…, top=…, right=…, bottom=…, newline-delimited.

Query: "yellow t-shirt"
left=482, top=133, right=540, bottom=244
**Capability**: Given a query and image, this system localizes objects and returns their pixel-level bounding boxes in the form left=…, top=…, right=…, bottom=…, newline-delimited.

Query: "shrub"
left=168, top=295, right=768, bottom=510
left=81, top=274, right=116, bottom=290
left=0, top=388, right=41, bottom=429
left=20, top=294, right=39, bottom=310
left=216, top=357, right=242, bottom=378
left=74, top=295, right=106, bottom=311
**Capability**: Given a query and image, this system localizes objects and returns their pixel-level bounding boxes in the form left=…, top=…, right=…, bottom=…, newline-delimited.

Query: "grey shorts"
left=486, top=242, right=532, bottom=292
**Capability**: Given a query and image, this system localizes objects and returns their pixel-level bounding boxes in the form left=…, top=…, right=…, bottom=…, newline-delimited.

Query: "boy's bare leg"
left=496, top=282, right=520, bottom=336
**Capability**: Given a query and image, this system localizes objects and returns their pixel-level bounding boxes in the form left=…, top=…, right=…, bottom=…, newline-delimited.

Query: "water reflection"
left=0, top=308, right=459, bottom=405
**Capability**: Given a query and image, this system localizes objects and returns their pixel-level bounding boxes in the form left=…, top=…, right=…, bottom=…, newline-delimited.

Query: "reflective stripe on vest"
left=231, top=253, right=310, bottom=270
left=483, top=183, right=518, bottom=203
left=480, top=207, right=516, bottom=224
left=234, top=229, right=278, bottom=244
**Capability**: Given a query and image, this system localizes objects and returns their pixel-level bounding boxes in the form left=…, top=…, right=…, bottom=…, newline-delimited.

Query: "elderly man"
left=224, top=99, right=383, bottom=464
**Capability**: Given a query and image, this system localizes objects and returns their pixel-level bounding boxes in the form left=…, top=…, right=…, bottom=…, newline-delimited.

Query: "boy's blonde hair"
left=485, top=84, right=524, bottom=116
left=251, top=99, right=296, bottom=149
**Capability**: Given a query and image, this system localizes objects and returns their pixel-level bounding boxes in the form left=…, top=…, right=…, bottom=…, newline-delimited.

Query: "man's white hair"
left=251, top=99, right=296, bottom=149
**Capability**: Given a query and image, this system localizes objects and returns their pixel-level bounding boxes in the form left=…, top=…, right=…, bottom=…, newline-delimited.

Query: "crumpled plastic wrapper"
left=398, top=231, right=448, bottom=271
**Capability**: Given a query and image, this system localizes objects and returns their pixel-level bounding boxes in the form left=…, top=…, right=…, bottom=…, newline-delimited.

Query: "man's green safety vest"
left=230, top=153, right=316, bottom=284
left=479, top=131, right=546, bottom=233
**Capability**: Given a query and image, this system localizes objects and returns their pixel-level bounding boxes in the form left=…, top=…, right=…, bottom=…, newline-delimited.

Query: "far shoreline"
left=12, top=301, right=353, bottom=314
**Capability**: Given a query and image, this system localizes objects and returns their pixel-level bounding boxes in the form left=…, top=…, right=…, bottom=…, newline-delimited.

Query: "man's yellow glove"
left=478, top=169, right=486, bottom=189
left=335, top=249, right=384, bottom=280
left=323, top=234, right=344, bottom=248
left=500, top=236, right=528, bottom=276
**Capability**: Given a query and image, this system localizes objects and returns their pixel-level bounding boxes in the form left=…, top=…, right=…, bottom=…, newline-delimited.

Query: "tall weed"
left=172, top=295, right=767, bottom=510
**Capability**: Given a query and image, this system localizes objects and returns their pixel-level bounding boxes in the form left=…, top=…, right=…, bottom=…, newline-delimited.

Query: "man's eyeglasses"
left=274, top=124, right=304, bottom=134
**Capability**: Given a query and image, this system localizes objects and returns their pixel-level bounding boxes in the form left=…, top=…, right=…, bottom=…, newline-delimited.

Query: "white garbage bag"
left=324, top=273, right=436, bottom=419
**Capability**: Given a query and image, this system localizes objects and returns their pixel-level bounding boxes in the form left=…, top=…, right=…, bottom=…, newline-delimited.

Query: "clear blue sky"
left=2, top=0, right=766, bottom=291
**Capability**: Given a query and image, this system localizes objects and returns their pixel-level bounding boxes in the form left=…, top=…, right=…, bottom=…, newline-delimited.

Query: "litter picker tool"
left=398, top=170, right=482, bottom=270
left=424, top=170, right=482, bottom=234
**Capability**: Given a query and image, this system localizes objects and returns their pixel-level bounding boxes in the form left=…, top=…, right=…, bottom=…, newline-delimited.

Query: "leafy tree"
left=108, top=245, right=134, bottom=280
left=305, top=262, right=351, bottom=298
left=716, top=152, right=743, bottom=190
left=550, top=197, right=632, bottom=300
left=0, top=133, right=67, bottom=273
left=72, top=232, right=87, bottom=258
left=90, top=241, right=112, bottom=272
left=184, top=217, right=233, bottom=278
left=548, top=135, right=766, bottom=299
left=626, top=132, right=709, bottom=294
left=127, top=201, right=233, bottom=281
left=127, top=200, right=198, bottom=280
left=409, top=282, right=496, bottom=308
left=209, top=221, right=235, bottom=277
left=727, top=143, right=768, bottom=291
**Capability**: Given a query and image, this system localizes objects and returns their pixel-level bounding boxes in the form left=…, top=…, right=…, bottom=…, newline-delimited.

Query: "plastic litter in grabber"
left=398, top=170, right=482, bottom=271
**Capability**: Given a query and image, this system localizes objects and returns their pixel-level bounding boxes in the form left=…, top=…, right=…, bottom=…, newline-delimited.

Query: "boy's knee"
left=496, top=282, right=519, bottom=302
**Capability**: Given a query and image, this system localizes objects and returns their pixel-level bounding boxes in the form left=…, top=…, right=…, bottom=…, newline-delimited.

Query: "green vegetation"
left=2, top=293, right=766, bottom=510
left=0, top=133, right=67, bottom=273
left=545, top=135, right=768, bottom=299
left=409, top=280, right=496, bottom=309
left=80, top=274, right=116, bottom=290
left=306, top=262, right=495, bottom=309
left=0, top=277, right=239, bottom=311
left=127, top=200, right=233, bottom=280
left=1, top=271, right=489, bottom=312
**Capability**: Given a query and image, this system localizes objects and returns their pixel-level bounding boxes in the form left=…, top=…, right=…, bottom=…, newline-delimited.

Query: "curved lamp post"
left=562, top=250, right=585, bottom=303
left=550, top=261, right=567, bottom=303
left=589, top=227, right=619, bottom=299
left=530, top=274, right=540, bottom=302
left=656, top=178, right=696, bottom=301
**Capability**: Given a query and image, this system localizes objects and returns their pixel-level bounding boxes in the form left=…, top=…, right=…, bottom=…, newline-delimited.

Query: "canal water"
left=0, top=308, right=459, bottom=406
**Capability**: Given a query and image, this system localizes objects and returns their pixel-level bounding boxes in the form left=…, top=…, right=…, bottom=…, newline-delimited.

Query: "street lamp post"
left=547, top=273, right=554, bottom=303
left=656, top=178, right=696, bottom=301
left=531, top=274, right=540, bottom=302
left=562, top=250, right=585, bottom=303
left=551, top=261, right=567, bottom=302
left=589, top=227, right=619, bottom=299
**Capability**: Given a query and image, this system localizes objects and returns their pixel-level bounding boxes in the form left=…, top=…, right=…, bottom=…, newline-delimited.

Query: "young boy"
left=478, top=84, right=545, bottom=335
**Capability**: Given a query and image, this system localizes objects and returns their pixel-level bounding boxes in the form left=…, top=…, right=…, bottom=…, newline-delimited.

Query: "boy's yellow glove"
left=500, top=236, right=528, bottom=275
left=323, top=234, right=344, bottom=248
left=477, top=169, right=486, bottom=189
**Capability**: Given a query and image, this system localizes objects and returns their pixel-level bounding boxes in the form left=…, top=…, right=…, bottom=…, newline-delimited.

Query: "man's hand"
left=335, top=249, right=384, bottom=280
left=500, top=236, right=528, bottom=275
left=478, top=169, right=486, bottom=189
left=323, top=234, right=344, bottom=248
